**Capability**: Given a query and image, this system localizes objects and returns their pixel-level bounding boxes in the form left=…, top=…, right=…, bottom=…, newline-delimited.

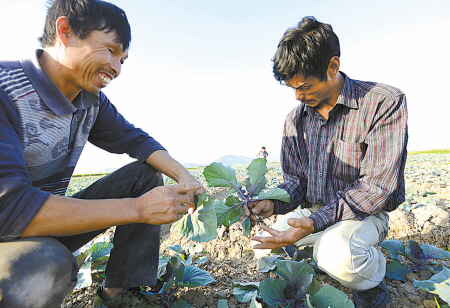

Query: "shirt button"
left=318, top=198, right=322, bottom=203
left=319, top=172, right=323, bottom=177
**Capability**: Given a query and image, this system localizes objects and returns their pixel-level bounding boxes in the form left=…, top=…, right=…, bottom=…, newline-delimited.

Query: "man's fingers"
left=257, top=225, right=280, bottom=236
left=176, top=182, right=202, bottom=194
left=287, top=218, right=304, bottom=228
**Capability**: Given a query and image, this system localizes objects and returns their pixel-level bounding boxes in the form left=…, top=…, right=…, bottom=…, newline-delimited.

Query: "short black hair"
left=272, top=16, right=340, bottom=83
left=39, top=0, right=131, bottom=51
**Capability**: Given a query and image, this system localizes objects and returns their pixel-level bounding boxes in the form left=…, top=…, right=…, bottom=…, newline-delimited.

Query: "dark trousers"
left=0, top=161, right=163, bottom=308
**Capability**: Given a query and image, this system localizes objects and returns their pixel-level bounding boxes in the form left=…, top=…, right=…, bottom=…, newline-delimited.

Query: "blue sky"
left=1, top=0, right=449, bottom=173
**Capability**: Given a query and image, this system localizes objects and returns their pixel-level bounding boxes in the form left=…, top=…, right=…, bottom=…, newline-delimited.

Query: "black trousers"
left=0, top=161, right=163, bottom=308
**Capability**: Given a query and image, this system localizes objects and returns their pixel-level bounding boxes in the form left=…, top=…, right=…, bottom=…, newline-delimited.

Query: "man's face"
left=284, top=73, right=333, bottom=109
left=64, top=29, right=128, bottom=95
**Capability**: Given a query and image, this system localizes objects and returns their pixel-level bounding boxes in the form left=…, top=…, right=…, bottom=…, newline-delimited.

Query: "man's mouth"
left=99, top=73, right=112, bottom=86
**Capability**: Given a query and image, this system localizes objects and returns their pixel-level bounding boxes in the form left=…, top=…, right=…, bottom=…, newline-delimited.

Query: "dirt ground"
left=61, top=188, right=450, bottom=308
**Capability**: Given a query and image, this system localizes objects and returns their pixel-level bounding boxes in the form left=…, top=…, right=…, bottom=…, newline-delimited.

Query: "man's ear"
left=55, top=16, right=72, bottom=47
left=328, top=56, right=340, bottom=77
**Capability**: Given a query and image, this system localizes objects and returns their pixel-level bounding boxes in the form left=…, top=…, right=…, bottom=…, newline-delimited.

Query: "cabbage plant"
left=205, top=158, right=290, bottom=236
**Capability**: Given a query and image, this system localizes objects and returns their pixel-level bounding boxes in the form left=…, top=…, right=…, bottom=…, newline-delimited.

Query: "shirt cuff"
left=308, top=209, right=334, bottom=233
left=133, top=138, right=166, bottom=162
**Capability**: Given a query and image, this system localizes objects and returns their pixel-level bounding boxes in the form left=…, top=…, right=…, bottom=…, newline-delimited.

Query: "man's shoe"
left=352, top=280, right=389, bottom=308
left=93, top=287, right=160, bottom=308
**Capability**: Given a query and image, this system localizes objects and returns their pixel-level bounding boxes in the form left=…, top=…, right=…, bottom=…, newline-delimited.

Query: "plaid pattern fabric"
left=274, top=72, right=408, bottom=232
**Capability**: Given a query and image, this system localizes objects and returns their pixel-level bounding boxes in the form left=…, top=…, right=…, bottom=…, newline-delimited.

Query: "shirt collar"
left=335, top=72, right=358, bottom=109
left=20, top=50, right=99, bottom=116
left=301, top=71, right=358, bottom=118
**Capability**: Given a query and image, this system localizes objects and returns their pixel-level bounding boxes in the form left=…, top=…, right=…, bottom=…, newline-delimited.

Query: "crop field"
left=63, top=152, right=450, bottom=308
left=67, top=154, right=450, bottom=209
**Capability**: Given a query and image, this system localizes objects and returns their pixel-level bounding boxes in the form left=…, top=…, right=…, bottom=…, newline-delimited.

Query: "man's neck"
left=316, top=72, right=345, bottom=120
left=38, top=49, right=80, bottom=103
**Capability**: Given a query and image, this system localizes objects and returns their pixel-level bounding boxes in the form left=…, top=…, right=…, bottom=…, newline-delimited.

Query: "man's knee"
left=314, top=221, right=386, bottom=289
left=0, top=237, right=77, bottom=308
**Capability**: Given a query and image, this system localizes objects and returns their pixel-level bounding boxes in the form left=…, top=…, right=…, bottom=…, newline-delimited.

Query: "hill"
left=213, top=155, right=254, bottom=166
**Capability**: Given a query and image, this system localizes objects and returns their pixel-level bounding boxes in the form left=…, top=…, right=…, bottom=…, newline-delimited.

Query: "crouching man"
left=246, top=16, right=408, bottom=308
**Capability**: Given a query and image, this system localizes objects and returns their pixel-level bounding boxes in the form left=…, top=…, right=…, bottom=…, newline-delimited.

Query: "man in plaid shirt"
left=247, top=16, right=408, bottom=308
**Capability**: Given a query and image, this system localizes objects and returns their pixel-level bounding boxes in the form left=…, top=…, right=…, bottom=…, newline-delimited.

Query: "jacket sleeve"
left=87, top=93, right=165, bottom=162
left=0, top=88, right=50, bottom=242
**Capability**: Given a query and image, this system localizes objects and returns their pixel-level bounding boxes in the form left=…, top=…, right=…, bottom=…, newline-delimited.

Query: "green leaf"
left=308, top=277, right=322, bottom=297
left=175, top=265, right=215, bottom=287
left=258, top=188, right=290, bottom=203
left=249, top=291, right=263, bottom=308
left=225, top=195, right=241, bottom=206
left=260, top=278, right=288, bottom=308
left=421, top=244, right=450, bottom=261
left=245, top=158, right=268, bottom=197
left=171, top=193, right=218, bottom=242
left=171, top=300, right=189, bottom=308
left=241, top=216, right=252, bottom=236
left=257, top=255, right=282, bottom=272
left=167, top=245, right=184, bottom=254
left=217, top=299, right=228, bottom=308
left=215, top=200, right=244, bottom=227
left=232, top=282, right=260, bottom=303
left=386, top=261, right=413, bottom=282
left=203, top=162, right=240, bottom=190
left=275, top=259, right=315, bottom=292
left=89, top=242, right=113, bottom=262
left=413, top=267, right=450, bottom=304
left=380, top=239, right=407, bottom=256
left=309, top=285, right=354, bottom=308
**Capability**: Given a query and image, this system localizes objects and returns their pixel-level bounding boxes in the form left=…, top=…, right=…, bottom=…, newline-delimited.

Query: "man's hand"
left=177, top=174, right=206, bottom=214
left=252, top=216, right=315, bottom=249
left=137, top=182, right=202, bottom=225
left=243, top=199, right=275, bottom=226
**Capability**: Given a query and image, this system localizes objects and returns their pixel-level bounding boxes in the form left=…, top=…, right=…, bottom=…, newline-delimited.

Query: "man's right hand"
left=243, top=199, right=275, bottom=226
left=137, top=182, right=202, bottom=225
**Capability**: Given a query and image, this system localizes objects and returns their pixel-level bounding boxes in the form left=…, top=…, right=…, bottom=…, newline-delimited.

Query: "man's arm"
left=20, top=182, right=200, bottom=238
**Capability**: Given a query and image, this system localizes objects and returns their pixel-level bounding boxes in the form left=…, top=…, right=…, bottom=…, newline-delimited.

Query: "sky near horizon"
left=1, top=0, right=449, bottom=174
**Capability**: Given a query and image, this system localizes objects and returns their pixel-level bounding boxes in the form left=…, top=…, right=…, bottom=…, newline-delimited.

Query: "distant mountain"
left=214, top=155, right=253, bottom=166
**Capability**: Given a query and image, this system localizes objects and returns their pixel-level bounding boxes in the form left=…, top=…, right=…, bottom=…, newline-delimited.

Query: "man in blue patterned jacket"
left=0, top=1, right=204, bottom=307
left=247, top=16, right=408, bottom=308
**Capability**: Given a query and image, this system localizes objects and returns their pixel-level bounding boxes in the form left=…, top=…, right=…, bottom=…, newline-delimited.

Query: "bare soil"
left=61, top=189, right=450, bottom=308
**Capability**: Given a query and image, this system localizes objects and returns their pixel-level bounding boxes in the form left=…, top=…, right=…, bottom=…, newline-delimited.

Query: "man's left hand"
left=252, top=216, right=315, bottom=249
left=177, top=175, right=206, bottom=214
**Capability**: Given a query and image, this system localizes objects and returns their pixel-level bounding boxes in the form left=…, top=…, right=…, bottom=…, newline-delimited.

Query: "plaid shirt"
left=273, top=72, right=408, bottom=233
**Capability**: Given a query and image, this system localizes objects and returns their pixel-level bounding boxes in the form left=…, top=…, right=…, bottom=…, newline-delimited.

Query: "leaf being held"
left=258, top=188, right=290, bottom=203
left=203, top=162, right=240, bottom=190
left=241, top=216, right=252, bottom=236
left=171, top=193, right=218, bottom=242
left=245, top=158, right=268, bottom=197
left=215, top=200, right=244, bottom=227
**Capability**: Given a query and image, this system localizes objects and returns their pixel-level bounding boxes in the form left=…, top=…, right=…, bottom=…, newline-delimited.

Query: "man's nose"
left=111, top=58, right=121, bottom=78
left=295, top=90, right=305, bottom=101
